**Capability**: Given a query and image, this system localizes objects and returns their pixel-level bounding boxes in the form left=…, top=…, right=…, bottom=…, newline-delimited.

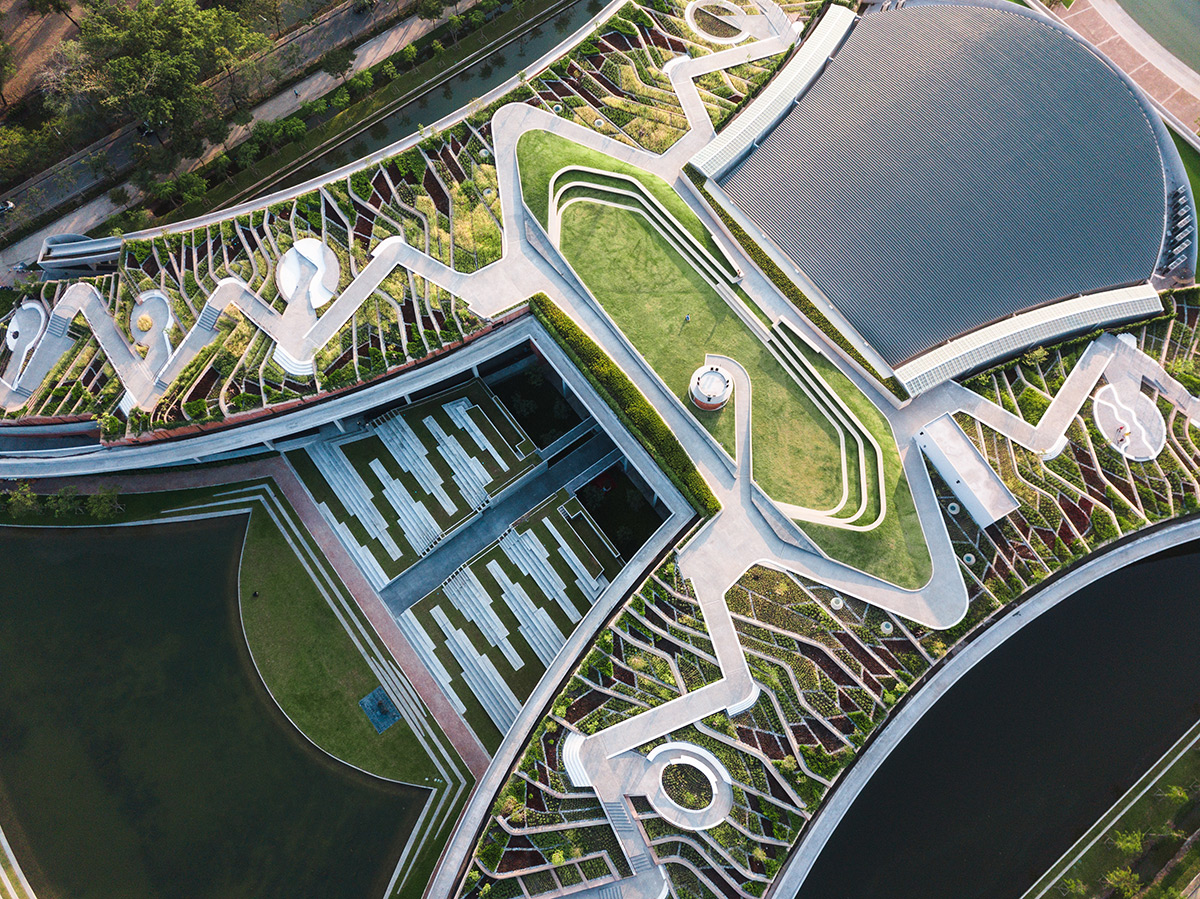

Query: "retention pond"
left=793, top=538, right=1200, bottom=898
left=0, top=515, right=424, bottom=899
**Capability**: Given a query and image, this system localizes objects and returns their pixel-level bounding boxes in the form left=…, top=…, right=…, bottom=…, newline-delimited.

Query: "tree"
left=1113, top=829, right=1143, bottom=857
left=550, top=850, right=564, bottom=866
left=447, top=13, right=464, bottom=35
left=399, top=44, right=418, bottom=67
left=6, top=482, right=40, bottom=518
left=1022, top=346, right=1048, bottom=366
left=321, top=46, right=354, bottom=81
left=70, top=0, right=268, bottom=143
left=1061, top=878, right=1086, bottom=896
left=416, top=0, right=443, bottom=19
left=0, top=40, right=14, bottom=108
left=430, top=39, right=444, bottom=57
left=85, top=486, right=121, bottom=520
left=1105, top=867, right=1140, bottom=898
left=48, top=486, right=81, bottom=517
left=172, top=170, right=207, bottom=206
left=29, top=0, right=80, bottom=27
left=346, top=69, right=372, bottom=98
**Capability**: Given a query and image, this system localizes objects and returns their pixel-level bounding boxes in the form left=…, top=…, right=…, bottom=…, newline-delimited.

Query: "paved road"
left=379, top=429, right=614, bottom=612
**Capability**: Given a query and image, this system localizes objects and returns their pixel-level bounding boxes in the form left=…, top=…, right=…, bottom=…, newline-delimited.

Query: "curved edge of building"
left=690, top=0, right=1198, bottom=396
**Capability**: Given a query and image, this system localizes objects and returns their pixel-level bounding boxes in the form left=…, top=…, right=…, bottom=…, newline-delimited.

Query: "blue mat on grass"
left=359, top=686, right=401, bottom=734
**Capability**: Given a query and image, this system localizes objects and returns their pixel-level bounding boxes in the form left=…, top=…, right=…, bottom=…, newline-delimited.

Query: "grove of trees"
left=1, top=0, right=269, bottom=187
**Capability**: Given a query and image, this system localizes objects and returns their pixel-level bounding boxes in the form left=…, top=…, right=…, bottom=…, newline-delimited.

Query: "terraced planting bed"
left=289, top=379, right=539, bottom=587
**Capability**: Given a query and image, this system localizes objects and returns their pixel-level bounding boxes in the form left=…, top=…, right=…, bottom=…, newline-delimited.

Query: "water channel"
left=264, top=0, right=599, bottom=195
left=793, top=538, right=1200, bottom=899
left=0, top=516, right=424, bottom=899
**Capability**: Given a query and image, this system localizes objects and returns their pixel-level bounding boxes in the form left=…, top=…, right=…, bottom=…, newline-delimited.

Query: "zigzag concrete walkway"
left=907, top=332, right=1200, bottom=459
left=2, top=283, right=165, bottom=412
left=441, top=87, right=972, bottom=629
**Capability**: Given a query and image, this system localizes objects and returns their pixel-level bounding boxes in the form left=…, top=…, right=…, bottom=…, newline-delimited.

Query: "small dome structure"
left=689, top=365, right=733, bottom=411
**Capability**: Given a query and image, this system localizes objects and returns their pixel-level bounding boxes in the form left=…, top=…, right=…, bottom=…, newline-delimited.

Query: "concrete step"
left=603, top=800, right=635, bottom=834
left=46, top=314, right=70, bottom=338
left=197, top=303, right=221, bottom=330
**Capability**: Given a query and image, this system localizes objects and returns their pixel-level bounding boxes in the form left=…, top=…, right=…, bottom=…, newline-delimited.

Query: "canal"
left=262, top=0, right=601, bottom=195
left=0, top=516, right=424, bottom=899
left=794, top=538, right=1200, bottom=899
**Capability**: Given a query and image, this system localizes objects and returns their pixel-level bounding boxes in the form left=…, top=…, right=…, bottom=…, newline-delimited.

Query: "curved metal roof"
left=719, top=3, right=1169, bottom=367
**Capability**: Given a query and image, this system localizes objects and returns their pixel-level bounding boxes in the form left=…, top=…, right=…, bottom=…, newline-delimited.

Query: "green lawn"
left=238, top=505, right=441, bottom=785
left=560, top=201, right=847, bottom=512
left=0, top=477, right=455, bottom=785
left=519, top=128, right=931, bottom=587
left=1172, top=130, right=1200, bottom=197
left=518, top=129, right=728, bottom=264
left=783, top=335, right=932, bottom=589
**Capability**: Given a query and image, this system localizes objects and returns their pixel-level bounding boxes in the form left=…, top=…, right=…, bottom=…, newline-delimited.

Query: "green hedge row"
left=683, top=165, right=908, bottom=401
left=529, top=293, right=720, bottom=518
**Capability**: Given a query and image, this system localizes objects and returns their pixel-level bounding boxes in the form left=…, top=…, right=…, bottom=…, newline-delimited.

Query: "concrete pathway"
left=0, top=282, right=167, bottom=412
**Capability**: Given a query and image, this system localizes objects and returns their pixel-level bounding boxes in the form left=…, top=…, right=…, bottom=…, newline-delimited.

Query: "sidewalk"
left=1058, top=0, right=1200, bottom=132
left=0, top=0, right=468, bottom=283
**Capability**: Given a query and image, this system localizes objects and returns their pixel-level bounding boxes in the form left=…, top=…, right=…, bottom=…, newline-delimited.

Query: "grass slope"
left=518, top=129, right=727, bottom=263
left=1172, top=130, right=1200, bottom=197
left=520, top=129, right=931, bottom=587
left=239, top=506, right=441, bottom=784
left=785, top=337, right=932, bottom=589
left=560, top=201, right=845, bottom=511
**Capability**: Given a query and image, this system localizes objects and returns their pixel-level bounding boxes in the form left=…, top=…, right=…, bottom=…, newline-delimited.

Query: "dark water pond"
left=269, top=0, right=597, bottom=193
left=794, top=539, right=1200, bottom=899
left=0, top=516, right=423, bottom=899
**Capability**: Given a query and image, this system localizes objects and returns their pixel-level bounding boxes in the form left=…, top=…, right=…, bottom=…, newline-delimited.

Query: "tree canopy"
left=43, top=0, right=268, bottom=154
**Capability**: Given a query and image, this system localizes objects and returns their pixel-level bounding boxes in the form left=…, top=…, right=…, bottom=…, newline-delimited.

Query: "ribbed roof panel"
left=719, top=4, right=1167, bottom=366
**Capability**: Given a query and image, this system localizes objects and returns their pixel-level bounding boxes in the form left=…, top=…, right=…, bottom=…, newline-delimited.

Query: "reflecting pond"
left=794, top=539, right=1200, bottom=899
left=0, top=515, right=424, bottom=899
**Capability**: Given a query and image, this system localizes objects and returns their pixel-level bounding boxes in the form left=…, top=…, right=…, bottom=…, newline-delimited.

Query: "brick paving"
left=1060, top=0, right=1200, bottom=132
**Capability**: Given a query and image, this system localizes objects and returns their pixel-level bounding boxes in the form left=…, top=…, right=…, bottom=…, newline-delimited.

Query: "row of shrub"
left=529, top=292, right=720, bottom=518
left=961, top=292, right=1177, bottom=395
left=682, top=164, right=908, bottom=401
